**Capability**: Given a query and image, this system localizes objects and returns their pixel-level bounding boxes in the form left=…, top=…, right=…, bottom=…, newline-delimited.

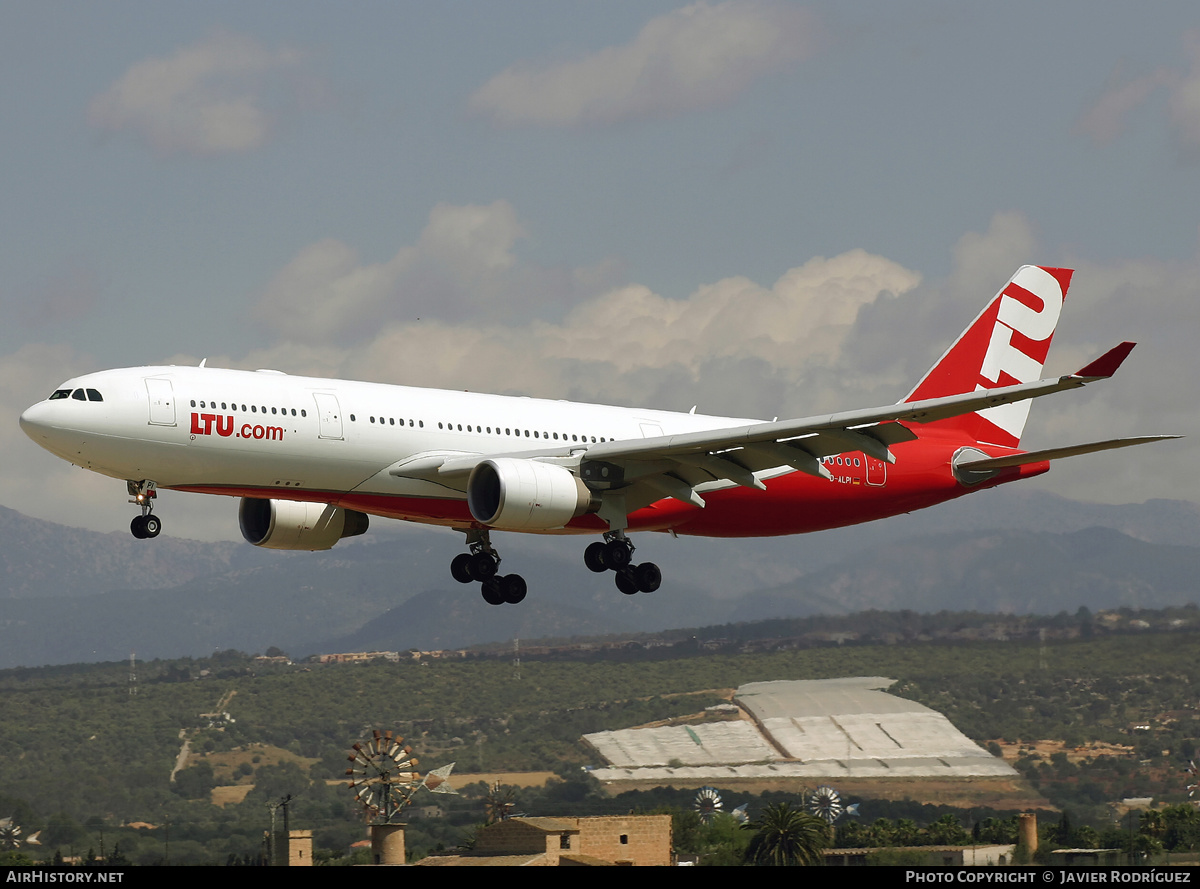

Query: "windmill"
left=485, top=781, right=517, bottom=824
left=345, top=730, right=457, bottom=824
left=807, top=786, right=848, bottom=824
left=694, top=786, right=724, bottom=823
left=0, top=817, right=39, bottom=850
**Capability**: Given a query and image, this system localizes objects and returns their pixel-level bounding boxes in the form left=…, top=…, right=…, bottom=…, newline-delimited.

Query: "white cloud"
left=469, top=1, right=819, bottom=126
left=1168, top=30, right=1200, bottom=149
left=255, top=201, right=619, bottom=343
left=1077, top=67, right=1171, bottom=145
left=249, top=231, right=919, bottom=421
left=87, top=30, right=304, bottom=156
left=1078, top=31, right=1200, bottom=154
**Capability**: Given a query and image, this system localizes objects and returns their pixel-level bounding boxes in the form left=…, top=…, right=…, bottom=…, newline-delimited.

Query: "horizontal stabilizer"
left=956, top=435, right=1181, bottom=472
left=1072, top=341, right=1136, bottom=380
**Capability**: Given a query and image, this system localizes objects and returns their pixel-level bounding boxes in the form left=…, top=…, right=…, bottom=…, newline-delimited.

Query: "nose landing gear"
left=584, top=532, right=660, bottom=594
left=451, top=529, right=527, bottom=605
left=127, top=480, right=161, bottom=539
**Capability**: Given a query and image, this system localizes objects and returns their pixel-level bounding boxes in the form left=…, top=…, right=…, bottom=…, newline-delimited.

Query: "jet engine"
left=467, top=458, right=598, bottom=531
left=238, top=498, right=369, bottom=551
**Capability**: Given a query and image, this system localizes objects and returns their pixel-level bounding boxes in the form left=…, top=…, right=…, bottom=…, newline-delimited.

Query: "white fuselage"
left=20, top=365, right=757, bottom=514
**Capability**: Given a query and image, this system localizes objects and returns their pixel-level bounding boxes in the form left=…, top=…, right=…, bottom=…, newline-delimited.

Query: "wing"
left=391, top=342, right=1142, bottom=517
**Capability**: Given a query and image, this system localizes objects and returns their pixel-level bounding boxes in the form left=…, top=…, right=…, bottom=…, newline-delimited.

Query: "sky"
left=3, top=1, right=1199, bottom=542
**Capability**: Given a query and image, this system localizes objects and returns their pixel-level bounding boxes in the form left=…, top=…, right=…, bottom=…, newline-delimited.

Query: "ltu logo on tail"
left=976, top=266, right=1066, bottom=441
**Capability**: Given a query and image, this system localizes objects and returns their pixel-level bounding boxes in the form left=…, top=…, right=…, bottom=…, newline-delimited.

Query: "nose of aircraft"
left=19, top=398, right=87, bottom=461
left=19, top=400, right=52, bottom=439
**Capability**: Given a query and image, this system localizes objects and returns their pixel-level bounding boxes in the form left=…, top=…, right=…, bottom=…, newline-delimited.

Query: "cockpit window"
left=71, top=389, right=86, bottom=401
left=48, top=389, right=72, bottom=400
left=86, top=389, right=103, bottom=402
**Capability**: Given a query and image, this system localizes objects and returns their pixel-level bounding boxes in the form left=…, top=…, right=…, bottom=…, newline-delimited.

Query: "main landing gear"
left=450, top=529, right=527, bottom=606
left=584, top=532, right=661, bottom=595
left=127, top=480, right=161, bottom=539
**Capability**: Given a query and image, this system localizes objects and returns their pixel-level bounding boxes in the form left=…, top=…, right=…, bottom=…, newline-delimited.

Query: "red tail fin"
left=903, top=265, right=1073, bottom=448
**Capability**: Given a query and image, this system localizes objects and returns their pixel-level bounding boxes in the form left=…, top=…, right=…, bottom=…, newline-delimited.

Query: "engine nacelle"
left=467, top=458, right=598, bottom=530
left=238, top=498, right=369, bottom=551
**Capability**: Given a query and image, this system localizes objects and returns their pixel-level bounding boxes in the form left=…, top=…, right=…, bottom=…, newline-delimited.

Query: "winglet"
left=1073, top=341, right=1135, bottom=380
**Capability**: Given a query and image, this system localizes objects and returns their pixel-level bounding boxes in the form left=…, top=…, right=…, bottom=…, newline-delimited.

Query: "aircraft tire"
left=634, top=562, right=661, bottom=593
left=481, top=578, right=504, bottom=605
left=604, top=539, right=632, bottom=570
left=615, top=570, right=639, bottom=596
left=130, top=516, right=147, bottom=539
left=469, top=551, right=498, bottom=582
left=143, top=515, right=162, bottom=538
left=584, top=542, right=607, bottom=573
left=500, top=574, right=527, bottom=605
left=451, top=553, right=474, bottom=584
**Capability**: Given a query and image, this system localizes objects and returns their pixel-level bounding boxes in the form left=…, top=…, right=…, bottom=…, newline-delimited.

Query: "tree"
left=744, top=803, right=831, bottom=866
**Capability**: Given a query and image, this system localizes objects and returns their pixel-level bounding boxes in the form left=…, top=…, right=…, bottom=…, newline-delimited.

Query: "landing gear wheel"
left=499, top=574, right=527, bottom=605
left=634, top=562, right=661, bottom=593
left=469, top=551, right=498, bottom=581
left=481, top=578, right=504, bottom=605
left=615, top=570, right=639, bottom=595
left=142, top=514, right=162, bottom=538
left=584, top=542, right=607, bottom=573
left=604, top=539, right=632, bottom=570
left=450, top=553, right=474, bottom=584
left=130, top=515, right=147, bottom=539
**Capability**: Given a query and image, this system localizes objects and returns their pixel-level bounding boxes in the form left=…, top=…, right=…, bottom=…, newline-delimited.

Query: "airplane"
left=19, top=265, right=1177, bottom=606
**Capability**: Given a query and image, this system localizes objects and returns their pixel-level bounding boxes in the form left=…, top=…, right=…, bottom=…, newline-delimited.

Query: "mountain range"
left=0, top=488, right=1196, bottom=668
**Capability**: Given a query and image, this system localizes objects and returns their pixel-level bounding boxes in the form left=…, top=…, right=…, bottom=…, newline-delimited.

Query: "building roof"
left=585, top=677, right=1016, bottom=782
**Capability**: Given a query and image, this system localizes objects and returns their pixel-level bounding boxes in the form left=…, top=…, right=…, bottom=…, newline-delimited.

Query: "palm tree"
left=744, top=803, right=831, bottom=866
